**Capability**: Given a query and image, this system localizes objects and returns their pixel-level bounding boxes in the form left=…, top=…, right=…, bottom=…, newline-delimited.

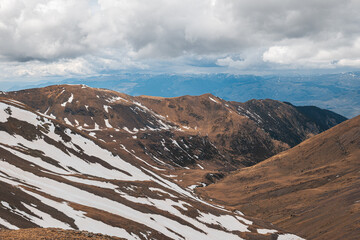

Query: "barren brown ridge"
left=199, top=115, right=360, bottom=240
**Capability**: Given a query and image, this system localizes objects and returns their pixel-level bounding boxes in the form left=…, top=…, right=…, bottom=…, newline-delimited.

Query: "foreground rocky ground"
left=0, top=228, right=122, bottom=240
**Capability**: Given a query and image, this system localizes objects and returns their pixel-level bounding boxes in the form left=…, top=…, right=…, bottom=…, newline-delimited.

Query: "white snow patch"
left=89, top=132, right=96, bottom=138
left=106, top=96, right=128, bottom=103
left=104, top=119, right=113, bottom=128
left=44, top=107, right=50, bottom=115
left=1, top=201, right=11, bottom=209
left=235, top=210, right=244, bottom=216
left=257, top=228, right=278, bottom=234
left=68, top=93, right=74, bottom=103
left=235, top=215, right=252, bottom=225
left=209, top=96, right=219, bottom=103
left=277, top=234, right=305, bottom=240
left=0, top=217, right=18, bottom=230
left=197, top=211, right=249, bottom=232
left=64, top=118, right=73, bottom=126
left=123, top=127, right=138, bottom=134
left=188, top=185, right=198, bottom=190
left=93, top=122, right=100, bottom=130
left=103, top=105, right=111, bottom=113
left=61, top=94, right=74, bottom=107
left=162, top=174, right=177, bottom=178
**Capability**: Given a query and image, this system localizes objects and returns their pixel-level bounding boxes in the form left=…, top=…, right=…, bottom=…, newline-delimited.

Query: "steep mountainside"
left=198, top=116, right=360, bottom=240
left=234, top=99, right=346, bottom=147
left=2, top=85, right=345, bottom=173
left=0, top=97, right=303, bottom=239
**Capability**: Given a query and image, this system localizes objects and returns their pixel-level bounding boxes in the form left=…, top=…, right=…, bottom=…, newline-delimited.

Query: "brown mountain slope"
left=136, top=94, right=290, bottom=167
left=3, top=85, right=345, bottom=174
left=198, top=115, right=360, bottom=240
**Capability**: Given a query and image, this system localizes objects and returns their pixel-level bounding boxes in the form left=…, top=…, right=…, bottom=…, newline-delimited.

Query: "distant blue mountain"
left=8, top=72, right=360, bottom=118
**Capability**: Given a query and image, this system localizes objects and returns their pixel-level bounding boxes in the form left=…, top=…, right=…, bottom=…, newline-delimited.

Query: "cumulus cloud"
left=0, top=0, right=360, bottom=79
left=0, top=0, right=91, bottom=61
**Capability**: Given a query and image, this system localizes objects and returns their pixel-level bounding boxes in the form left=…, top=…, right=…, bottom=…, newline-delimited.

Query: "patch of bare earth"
left=0, top=228, right=123, bottom=240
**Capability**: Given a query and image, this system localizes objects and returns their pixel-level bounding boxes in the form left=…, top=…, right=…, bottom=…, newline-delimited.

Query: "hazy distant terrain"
left=11, top=72, right=360, bottom=118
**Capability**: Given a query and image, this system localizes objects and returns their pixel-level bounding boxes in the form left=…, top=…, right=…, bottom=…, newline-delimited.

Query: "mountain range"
left=0, top=84, right=356, bottom=240
left=6, top=71, right=360, bottom=118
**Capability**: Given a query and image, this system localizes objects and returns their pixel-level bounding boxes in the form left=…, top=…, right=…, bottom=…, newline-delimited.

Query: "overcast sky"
left=0, top=0, right=360, bottom=82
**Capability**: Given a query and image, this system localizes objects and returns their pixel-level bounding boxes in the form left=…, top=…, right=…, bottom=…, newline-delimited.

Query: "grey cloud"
left=0, top=0, right=360, bottom=77
left=0, top=0, right=91, bottom=61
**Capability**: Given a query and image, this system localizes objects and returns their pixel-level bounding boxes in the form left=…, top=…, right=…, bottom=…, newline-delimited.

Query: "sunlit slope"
left=199, top=115, right=360, bottom=240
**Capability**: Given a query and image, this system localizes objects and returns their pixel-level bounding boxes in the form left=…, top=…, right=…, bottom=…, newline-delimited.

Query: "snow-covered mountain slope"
left=0, top=97, right=303, bottom=239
